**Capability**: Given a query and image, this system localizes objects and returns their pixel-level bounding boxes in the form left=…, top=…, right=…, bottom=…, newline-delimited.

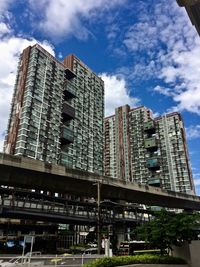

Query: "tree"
left=136, top=209, right=200, bottom=255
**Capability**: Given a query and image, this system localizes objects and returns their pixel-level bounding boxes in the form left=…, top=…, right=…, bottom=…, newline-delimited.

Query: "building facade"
left=4, top=44, right=104, bottom=175
left=104, top=105, right=195, bottom=194
left=177, top=0, right=200, bottom=36
left=63, top=55, right=104, bottom=174
left=155, top=113, right=194, bottom=193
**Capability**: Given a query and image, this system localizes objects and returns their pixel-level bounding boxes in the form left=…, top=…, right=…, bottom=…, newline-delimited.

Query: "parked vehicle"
left=84, top=248, right=98, bottom=255
left=88, top=242, right=97, bottom=248
left=24, top=251, right=42, bottom=257
left=118, top=241, right=159, bottom=256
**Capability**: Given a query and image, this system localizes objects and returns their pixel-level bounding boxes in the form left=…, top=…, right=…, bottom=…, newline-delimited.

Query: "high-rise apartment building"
left=177, top=0, right=200, bottom=36
left=4, top=44, right=104, bottom=174
left=63, top=55, right=104, bottom=174
left=104, top=105, right=195, bottom=194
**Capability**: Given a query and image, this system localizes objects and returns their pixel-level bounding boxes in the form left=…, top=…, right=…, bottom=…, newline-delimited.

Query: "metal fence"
left=0, top=254, right=104, bottom=267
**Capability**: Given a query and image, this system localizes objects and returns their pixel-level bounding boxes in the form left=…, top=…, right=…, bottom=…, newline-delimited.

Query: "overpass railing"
left=0, top=192, right=150, bottom=224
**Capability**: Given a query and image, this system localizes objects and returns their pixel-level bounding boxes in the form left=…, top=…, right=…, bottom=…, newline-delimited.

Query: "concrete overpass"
left=0, top=187, right=148, bottom=226
left=0, top=153, right=200, bottom=210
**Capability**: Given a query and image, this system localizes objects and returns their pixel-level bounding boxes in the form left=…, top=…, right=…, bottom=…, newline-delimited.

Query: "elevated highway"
left=0, top=187, right=149, bottom=225
left=0, top=153, right=200, bottom=210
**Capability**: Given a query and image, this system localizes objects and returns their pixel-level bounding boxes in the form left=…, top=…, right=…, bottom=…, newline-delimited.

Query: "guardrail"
left=0, top=255, right=104, bottom=267
left=0, top=197, right=98, bottom=220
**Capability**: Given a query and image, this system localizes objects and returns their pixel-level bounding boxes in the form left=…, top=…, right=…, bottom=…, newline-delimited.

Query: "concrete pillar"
left=104, top=238, right=110, bottom=256
left=115, top=224, right=126, bottom=249
left=189, top=240, right=200, bottom=267
left=171, top=241, right=191, bottom=265
left=172, top=240, right=200, bottom=267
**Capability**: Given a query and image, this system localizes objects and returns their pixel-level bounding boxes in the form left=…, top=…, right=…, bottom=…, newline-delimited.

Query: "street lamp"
left=92, top=181, right=102, bottom=254
left=97, top=181, right=101, bottom=255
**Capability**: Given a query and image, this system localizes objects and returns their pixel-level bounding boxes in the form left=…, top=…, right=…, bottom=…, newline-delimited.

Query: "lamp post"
left=97, top=181, right=101, bottom=255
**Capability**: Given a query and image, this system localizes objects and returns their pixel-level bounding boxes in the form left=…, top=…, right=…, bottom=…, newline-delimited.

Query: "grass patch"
left=83, top=254, right=186, bottom=267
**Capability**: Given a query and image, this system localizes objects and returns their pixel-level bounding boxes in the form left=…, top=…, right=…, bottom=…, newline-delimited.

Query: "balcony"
left=143, top=120, right=156, bottom=134
left=148, top=178, right=161, bottom=187
left=144, top=137, right=158, bottom=151
left=63, top=80, right=76, bottom=100
left=62, top=102, right=75, bottom=121
left=60, top=152, right=73, bottom=168
left=65, top=68, right=76, bottom=80
left=61, top=126, right=73, bottom=145
left=146, top=157, right=160, bottom=169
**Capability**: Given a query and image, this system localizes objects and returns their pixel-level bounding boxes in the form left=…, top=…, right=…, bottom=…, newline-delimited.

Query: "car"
left=88, top=242, right=97, bottom=248
left=84, top=248, right=98, bottom=255
left=25, top=251, right=42, bottom=257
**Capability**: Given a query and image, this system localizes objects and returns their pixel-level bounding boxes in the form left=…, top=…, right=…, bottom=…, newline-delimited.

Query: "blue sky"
left=0, top=0, right=200, bottom=194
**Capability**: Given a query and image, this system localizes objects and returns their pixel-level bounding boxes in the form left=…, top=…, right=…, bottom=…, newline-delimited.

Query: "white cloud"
left=152, top=111, right=160, bottom=118
left=194, top=177, right=200, bottom=186
left=58, top=52, right=63, bottom=59
left=0, top=36, right=54, bottom=152
left=122, top=0, right=200, bottom=116
left=29, top=0, right=125, bottom=40
left=100, top=73, right=139, bottom=117
left=0, top=140, right=4, bottom=152
left=174, top=88, right=200, bottom=115
left=124, top=23, right=158, bottom=53
left=154, top=85, right=175, bottom=97
left=0, top=22, right=10, bottom=37
left=186, top=125, right=200, bottom=140
left=0, top=0, right=13, bottom=15
left=106, top=24, right=120, bottom=40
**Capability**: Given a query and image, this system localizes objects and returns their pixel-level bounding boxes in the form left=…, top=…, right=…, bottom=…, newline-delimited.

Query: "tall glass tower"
left=4, top=44, right=104, bottom=175
left=104, top=105, right=195, bottom=194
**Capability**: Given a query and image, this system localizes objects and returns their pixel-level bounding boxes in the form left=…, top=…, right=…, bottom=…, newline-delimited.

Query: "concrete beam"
left=1, top=207, right=96, bottom=225
left=0, top=153, right=200, bottom=210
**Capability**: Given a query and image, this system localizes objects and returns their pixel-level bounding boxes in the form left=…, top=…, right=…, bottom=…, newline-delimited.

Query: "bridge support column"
left=97, top=182, right=101, bottom=254
left=115, top=224, right=126, bottom=249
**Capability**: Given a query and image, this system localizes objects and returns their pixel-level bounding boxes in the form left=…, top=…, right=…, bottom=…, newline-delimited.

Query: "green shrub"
left=83, top=254, right=186, bottom=267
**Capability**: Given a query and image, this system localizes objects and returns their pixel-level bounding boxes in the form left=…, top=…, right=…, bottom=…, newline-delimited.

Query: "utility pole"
left=97, top=181, right=101, bottom=254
